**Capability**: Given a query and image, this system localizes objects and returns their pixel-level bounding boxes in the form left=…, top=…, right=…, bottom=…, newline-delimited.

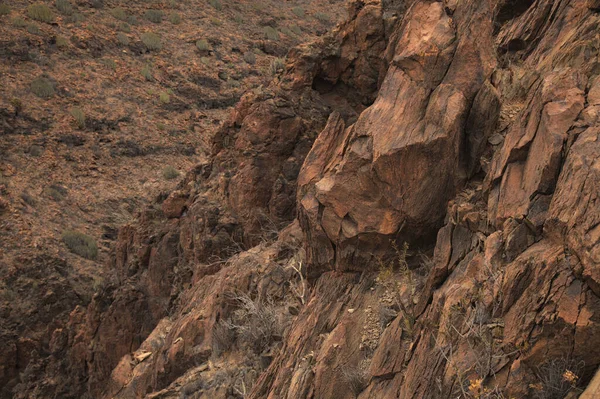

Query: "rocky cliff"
left=6, top=0, right=600, bottom=398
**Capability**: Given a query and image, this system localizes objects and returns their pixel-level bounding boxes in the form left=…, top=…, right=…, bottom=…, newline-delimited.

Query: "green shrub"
left=27, top=23, right=41, bottom=35
left=263, top=26, right=279, bottom=41
left=29, top=144, right=43, bottom=157
left=314, top=12, right=330, bottom=22
left=56, top=35, right=69, bottom=48
left=110, top=7, right=127, bottom=21
left=127, top=15, right=138, bottom=25
left=141, top=32, right=162, bottom=50
left=0, top=4, right=10, bottom=16
left=31, top=76, right=55, bottom=99
left=62, top=230, right=98, bottom=259
left=292, top=7, right=304, bottom=17
left=159, top=91, right=170, bottom=104
left=70, top=107, right=85, bottom=129
left=208, top=0, right=222, bottom=11
left=55, top=0, right=73, bottom=15
left=144, top=9, right=163, bottom=23
left=233, top=14, right=243, bottom=24
left=281, top=27, right=294, bottom=37
left=116, top=32, right=129, bottom=45
left=200, top=56, right=210, bottom=65
left=169, top=12, right=181, bottom=24
left=28, top=4, right=55, bottom=23
left=243, top=51, right=256, bottom=65
left=270, top=58, right=285, bottom=76
left=141, top=64, right=153, bottom=80
left=196, top=39, right=210, bottom=51
left=162, top=166, right=179, bottom=180
left=12, top=17, right=27, bottom=27
left=119, top=22, right=130, bottom=32
left=290, top=25, right=302, bottom=35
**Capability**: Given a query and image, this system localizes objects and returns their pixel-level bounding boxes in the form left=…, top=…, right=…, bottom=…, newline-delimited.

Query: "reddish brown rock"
left=546, top=127, right=600, bottom=294
left=16, top=1, right=600, bottom=399
left=161, top=190, right=189, bottom=218
left=298, top=0, right=497, bottom=272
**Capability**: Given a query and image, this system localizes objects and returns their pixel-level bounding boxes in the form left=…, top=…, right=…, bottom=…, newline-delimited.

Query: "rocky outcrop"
left=7, top=2, right=403, bottom=399
left=298, top=0, right=498, bottom=272
left=11, top=0, right=600, bottom=398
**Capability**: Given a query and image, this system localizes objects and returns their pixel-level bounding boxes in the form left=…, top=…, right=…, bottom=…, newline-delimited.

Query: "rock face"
left=9, top=0, right=600, bottom=398
left=298, top=0, right=497, bottom=272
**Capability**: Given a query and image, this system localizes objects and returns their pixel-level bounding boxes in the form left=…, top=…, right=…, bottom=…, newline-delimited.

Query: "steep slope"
left=8, top=0, right=600, bottom=398
left=0, top=0, right=346, bottom=398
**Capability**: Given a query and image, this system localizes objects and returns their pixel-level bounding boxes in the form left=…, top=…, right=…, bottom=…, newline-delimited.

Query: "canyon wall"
left=7, top=0, right=600, bottom=398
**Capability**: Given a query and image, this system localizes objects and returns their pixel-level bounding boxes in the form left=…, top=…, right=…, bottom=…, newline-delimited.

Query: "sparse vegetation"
left=56, top=35, right=69, bottom=49
left=55, top=0, right=73, bottom=16
left=159, top=91, right=170, bottom=104
left=127, top=15, right=138, bottom=25
left=116, top=32, right=129, bottom=46
left=162, top=166, right=180, bottom=180
left=145, top=9, right=164, bottom=23
left=281, top=27, right=295, bottom=37
left=141, top=32, right=162, bottom=51
left=27, top=23, right=41, bottom=35
left=263, top=26, right=279, bottom=41
left=270, top=58, right=285, bottom=76
left=196, top=39, right=210, bottom=51
left=62, top=230, right=98, bottom=259
left=292, top=7, right=304, bottom=17
left=314, top=12, right=330, bottom=22
left=0, top=4, right=10, bottom=17
left=220, top=293, right=284, bottom=354
left=209, top=0, right=222, bottom=11
left=342, top=364, right=369, bottom=396
left=534, top=358, right=584, bottom=399
left=169, top=12, right=181, bottom=24
left=12, top=17, right=27, bottom=27
left=212, top=320, right=236, bottom=357
left=110, top=7, right=127, bottom=21
left=68, top=12, right=84, bottom=24
left=243, top=51, right=256, bottom=64
left=70, top=107, right=85, bottom=129
left=27, top=4, right=55, bottom=23
left=377, top=242, right=415, bottom=333
left=290, top=25, right=302, bottom=35
left=141, top=64, right=153, bottom=80
left=30, top=76, right=55, bottom=99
